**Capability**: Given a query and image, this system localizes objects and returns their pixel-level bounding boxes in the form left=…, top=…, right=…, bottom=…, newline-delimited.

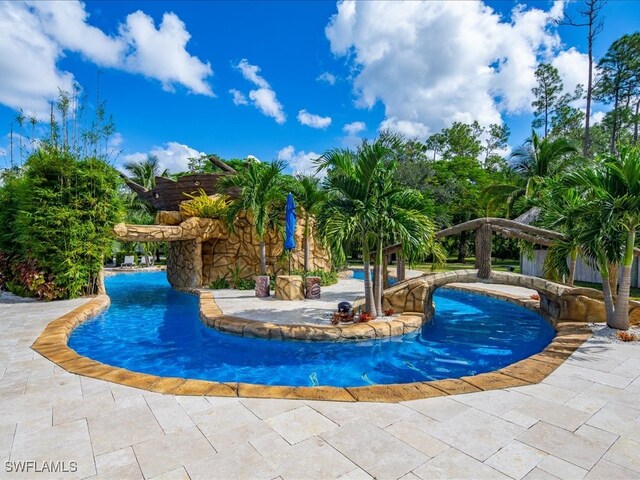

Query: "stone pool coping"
left=30, top=287, right=592, bottom=403
left=193, top=289, right=426, bottom=341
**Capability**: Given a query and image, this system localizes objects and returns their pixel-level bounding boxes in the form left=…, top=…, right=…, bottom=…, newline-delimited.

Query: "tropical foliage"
left=316, top=137, right=444, bottom=317
left=179, top=190, right=229, bottom=219
left=559, top=146, right=640, bottom=329
left=0, top=145, right=123, bottom=299
left=292, top=175, right=327, bottom=272
left=484, top=131, right=579, bottom=214
left=217, top=160, right=287, bottom=275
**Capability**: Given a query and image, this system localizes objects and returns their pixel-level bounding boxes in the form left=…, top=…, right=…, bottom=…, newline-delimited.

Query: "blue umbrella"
left=284, top=192, right=296, bottom=274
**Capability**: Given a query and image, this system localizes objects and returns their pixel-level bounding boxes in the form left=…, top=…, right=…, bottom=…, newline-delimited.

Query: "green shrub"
left=180, top=190, right=229, bottom=219
left=209, top=277, right=230, bottom=289
left=0, top=146, right=123, bottom=299
left=235, top=278, right=256, bottom=290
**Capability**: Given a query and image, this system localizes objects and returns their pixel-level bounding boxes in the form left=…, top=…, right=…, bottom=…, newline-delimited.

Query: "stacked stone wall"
left=379, top=270, right=640, bottom=325
left=118, top=210, right=331, bottom=288
left=167, top=239, right=201, bottom=288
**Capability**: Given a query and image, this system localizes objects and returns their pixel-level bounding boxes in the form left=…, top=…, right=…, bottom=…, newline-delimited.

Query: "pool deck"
left=2, top=287, right=640, bottom=479
left=211, top=277, right=366, bottom=325
left=212, top=268, right=426, bottom=325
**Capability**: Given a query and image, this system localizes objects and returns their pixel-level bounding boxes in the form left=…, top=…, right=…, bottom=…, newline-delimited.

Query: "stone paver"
left=1, top=291, right=640, bottom=479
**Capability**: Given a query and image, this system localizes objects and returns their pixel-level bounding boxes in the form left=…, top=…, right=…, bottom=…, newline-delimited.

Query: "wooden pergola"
left=435, top=217, right=640, bottom=279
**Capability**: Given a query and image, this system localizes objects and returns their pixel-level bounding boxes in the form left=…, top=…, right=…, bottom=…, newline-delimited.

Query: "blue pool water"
left=69, top=272, right=555, bottom=387
left=352, top=269, right=397, bottom=285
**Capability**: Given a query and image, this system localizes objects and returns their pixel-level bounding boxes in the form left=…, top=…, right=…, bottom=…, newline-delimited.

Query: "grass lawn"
left=348, top=258, right=521, bottom=274
left=573, top=280, right=640, bottom=301
left=419, top=258, right=520, bottom=274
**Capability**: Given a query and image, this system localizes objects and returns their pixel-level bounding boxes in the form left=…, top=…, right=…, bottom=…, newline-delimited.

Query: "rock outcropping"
left=114, top=211, right=331, bottom=289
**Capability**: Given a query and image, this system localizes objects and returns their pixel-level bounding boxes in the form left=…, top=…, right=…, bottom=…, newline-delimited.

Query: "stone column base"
left=275, top=275, right=304, bottom=301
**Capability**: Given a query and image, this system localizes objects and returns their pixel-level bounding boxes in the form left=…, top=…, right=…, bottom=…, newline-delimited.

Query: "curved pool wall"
left=68, top=271, right=555, bottom=388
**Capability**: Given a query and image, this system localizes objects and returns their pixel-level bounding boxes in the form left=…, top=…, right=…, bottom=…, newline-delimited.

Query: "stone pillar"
left=255, top=275, right=270, bottom=298
left=274, top=275, right=304, bottom=300
left=475, top=223, right=492, bottom=279
left=305, top=276, right=321, bottom=299
left=96, top=268, right=106, bottom=295
left=167, top=239, right=202, bottom=288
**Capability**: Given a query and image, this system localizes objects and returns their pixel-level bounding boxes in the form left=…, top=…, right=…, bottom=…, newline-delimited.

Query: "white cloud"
left=236, top=59, right=270, bottom=89
left=29, top=1, right=123, bottom=66
left=342, top=121, right=366, bottom=147
left=106, top=132, right=124, bottom=158
left=0, top=1, right=75, bottom=117
left=317, top=72, right=337, bottom=85
left=379, top=118, right=429, bottom=139
left=343, top=121, right=366, bottom=135
left=297, top=110, right=332, bottom=129
left=229, top=89, right=248, bottom=106
left=590, top=110, right=605, bottom=125
left=118, top=11, right=213, bottom=96
left=249, top=88, right=286, bottom=124
left=325, top=0, right=568, bottom=137
left=122, top=141, right=205, bottom=174
left=277, top=145, right=323, bottom=177
left=0, top=1, right=213, bottom=118
left=552, top=47, right=589, bottom=107
left=236, top=59, right=286, bottom=124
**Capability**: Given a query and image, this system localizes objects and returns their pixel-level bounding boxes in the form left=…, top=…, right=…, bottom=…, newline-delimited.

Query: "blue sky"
left=1, top=1, right=639, bottom=173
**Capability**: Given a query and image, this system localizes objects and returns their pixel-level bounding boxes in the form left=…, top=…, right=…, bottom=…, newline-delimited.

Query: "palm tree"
left=217, top=160, right=286, bottom=276
left=122, top=154, right=168, bottom=190
left=317, top=145, right=385, bottom=316
left=564, top=145, right=640, bottom=329
left=371, top=185, right=444, bottom=315
left=293, top=175, right=327, bottom=272
left=317, top=137, right=442, bottom=317
left=121, top=154, right=170, bottom=224
left=485, top=131, right=579, bottom=214
left=536, top=186, right=587, bottom=286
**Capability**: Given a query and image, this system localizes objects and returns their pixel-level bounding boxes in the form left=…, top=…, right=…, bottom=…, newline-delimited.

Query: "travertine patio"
left=2, top=293, right=640, bottom=479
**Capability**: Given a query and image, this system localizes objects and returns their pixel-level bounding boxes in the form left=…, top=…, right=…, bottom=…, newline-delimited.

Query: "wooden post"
left=383, top=254, right=389, bottom=289
left=397, top=251, right=405, bottom=282
left=475, top=223, right=492, bottom=279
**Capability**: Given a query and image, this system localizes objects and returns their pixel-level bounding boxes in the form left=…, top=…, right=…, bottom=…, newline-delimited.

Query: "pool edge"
left=30, top=289, right=592, bottom=403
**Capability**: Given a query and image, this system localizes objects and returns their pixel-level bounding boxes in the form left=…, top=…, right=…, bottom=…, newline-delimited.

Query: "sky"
left=0, top=0, right=639, bottom=174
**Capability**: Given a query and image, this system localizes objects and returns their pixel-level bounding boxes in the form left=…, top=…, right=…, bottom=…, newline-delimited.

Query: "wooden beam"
left=119, top=173, right=149, bottom=197
left=490, top=226, right=556, bottom=247
left=435, top=218, right=488, bottom=238
left=488, top=218, right=565, bottom=241
left=382, top=243, right=403, bottom=255
left=435, top=217, right=564, bottom=241
left=208, top=155, right=237, bottom=174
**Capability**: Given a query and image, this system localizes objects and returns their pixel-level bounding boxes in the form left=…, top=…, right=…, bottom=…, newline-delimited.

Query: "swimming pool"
left=68, top=271, right=555, bottom=387
left=352, top=268, right=397, bottom=285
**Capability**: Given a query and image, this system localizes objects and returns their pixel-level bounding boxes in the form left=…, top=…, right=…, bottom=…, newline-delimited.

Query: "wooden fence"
left=521, top=250, right=640, bottom=287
